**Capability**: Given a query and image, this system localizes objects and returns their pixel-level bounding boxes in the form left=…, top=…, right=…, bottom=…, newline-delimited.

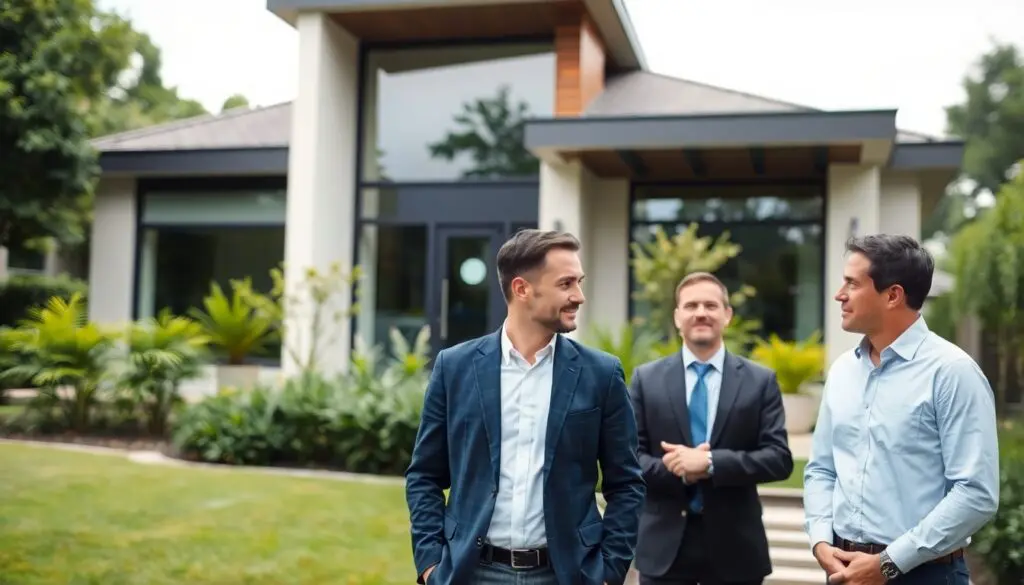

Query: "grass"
left=767, top=458, right=807, bottom=489
left=0, top=443, right=415, bottom=585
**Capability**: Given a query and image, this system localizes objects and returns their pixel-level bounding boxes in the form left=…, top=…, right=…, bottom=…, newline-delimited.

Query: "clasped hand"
left=660, top=441, right=711, bottom=482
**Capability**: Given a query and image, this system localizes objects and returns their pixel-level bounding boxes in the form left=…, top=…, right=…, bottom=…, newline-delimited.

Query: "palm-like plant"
left=121, top=309, right=211, bottom=435
left=0, top=293, right=117, bottom=431
left=749, top=331, right=825, bottom=395
left=189, top=280, right=276, bottom=365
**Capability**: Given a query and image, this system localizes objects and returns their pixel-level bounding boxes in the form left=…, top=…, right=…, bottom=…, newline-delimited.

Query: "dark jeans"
left=823, top=557, right=970, bottom=585
left=470, top=561, right=559, bottom=585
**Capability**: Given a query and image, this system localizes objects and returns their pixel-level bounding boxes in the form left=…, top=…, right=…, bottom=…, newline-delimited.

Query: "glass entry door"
left=433, top=226, right=506, bottom=351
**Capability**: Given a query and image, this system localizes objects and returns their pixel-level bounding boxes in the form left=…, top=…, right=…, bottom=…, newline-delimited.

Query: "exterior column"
left=283, top=13, right=359, bottom=377
left=88, top=177, right=137, bottom=325
left=539, top=159, right=587, bottom=339
left=825, top=164, right=880, bottom=366
left=879, top=171, right=921, bottom=238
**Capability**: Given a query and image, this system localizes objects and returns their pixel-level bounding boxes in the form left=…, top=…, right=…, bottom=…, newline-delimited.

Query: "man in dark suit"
left=406, top=229, right=646, bottom=585
left=629, top=272, right=793, bottom=585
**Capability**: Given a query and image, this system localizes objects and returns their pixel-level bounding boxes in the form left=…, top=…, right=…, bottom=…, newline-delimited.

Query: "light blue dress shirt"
left=803, top=316, right=1000, bottom=573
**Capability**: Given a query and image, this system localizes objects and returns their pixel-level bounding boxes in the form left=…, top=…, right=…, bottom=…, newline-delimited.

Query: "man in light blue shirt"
left=804, top=234, right=999, bottom=585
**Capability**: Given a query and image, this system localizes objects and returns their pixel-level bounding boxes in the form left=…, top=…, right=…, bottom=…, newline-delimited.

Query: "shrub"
left=0, top=273, right=87, bottom=327
left=171, top=326, right=430, bottom=475
left=973, top=420, right=1024, bottom=583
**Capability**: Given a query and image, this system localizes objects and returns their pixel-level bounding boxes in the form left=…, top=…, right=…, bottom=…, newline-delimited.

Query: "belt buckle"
left=510, top=549, right=539, bottom=569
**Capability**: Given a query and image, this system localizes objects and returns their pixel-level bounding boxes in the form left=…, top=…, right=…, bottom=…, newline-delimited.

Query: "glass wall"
left=136, top=188, right=286, bottom=324
left=355, top=224, right=429, bottom=350
left=630, top=184, right=824, bottom=342
left=360, top=42, right=555, bottom=184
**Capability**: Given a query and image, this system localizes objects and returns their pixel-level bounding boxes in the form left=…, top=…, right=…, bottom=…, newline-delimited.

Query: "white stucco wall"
left=283, top=13, right=360, bottom=376
left=825, top=164, right=881, bottom=366
left=88, top=177, right=137, bottom=325
left=538, top=160, right=630, bottom=342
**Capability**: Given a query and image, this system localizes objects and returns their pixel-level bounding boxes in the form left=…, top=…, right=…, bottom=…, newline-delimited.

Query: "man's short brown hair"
left=497, top=229, right=580, bottom=301
left=675, top=271, right=730, bottom=306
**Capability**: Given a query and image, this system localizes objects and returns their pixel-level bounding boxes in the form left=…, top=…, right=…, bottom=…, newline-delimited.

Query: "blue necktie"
left=688, top=361, right=712, bottom=513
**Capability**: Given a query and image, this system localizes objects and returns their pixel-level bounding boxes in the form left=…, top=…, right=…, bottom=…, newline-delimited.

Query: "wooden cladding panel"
left=555, top=7, right=606, bottom=116
left=331, top=1, right=570, bottom=43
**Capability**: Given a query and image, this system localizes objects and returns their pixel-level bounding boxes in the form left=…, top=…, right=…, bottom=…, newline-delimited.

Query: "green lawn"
left=768, top=458, right=807, bottom=489
left=0, top=443, right=415, bottom=585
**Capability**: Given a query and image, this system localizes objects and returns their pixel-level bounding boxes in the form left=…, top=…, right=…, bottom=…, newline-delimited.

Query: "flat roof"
left=524, top=109, right=900, bottom=152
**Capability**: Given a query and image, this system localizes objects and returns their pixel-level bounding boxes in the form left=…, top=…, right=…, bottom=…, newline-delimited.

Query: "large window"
left=630, top=184, right=824, bottom=342
left=136, top=186, right=286, bottom=326
left=355, top=224, right=429, bottom=349
left=360, top=42, right=555, bottom=184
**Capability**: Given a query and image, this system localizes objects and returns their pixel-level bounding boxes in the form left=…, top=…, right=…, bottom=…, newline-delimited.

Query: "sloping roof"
left=91, top=102, right=292, bottom=151
left=89, top=72, right=942, bottom=152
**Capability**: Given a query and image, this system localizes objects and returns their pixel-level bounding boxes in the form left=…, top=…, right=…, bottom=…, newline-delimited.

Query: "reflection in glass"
left=630, top=189, right=824, bottom=342
left=632, top=185, right=823, bottom=223
left=443, top=236, right=492, bottom=348
left=356, top=224, right=428, bottom=349
left=362, top=43, right=555, bottom=182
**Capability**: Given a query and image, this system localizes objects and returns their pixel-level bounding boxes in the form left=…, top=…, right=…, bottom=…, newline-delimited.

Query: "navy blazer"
left=405, top=330, right=646, bottom=585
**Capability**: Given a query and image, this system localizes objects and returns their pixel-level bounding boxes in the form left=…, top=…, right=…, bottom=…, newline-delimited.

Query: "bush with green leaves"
left=0, top=273, right=87, bottom=327
left=171, top=326, right=431, bottom=475
left=972, top=420, right=1024, bottom=583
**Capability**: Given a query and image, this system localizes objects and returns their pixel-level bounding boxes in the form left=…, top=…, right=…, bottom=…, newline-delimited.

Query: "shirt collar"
left=681, top=342, right=726, bottom=373
left=854, top=313, right=930, bottom=361
left=500, top=320, right=557, bottom=366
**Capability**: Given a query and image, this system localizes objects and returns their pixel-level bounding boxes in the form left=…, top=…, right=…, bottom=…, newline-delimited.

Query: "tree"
left=927, top=43, right=1024, bottom=240
left=0, top=0, right=137, bottom=251
left=948, top=161, right=1024, bottom=415
left=427, top=85, right=539, bottom=178
left=221, top=94, right=250, bottom=112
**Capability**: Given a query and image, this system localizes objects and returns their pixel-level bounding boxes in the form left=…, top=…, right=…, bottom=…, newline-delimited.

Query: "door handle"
left=440, top=278, right=450, bottom=341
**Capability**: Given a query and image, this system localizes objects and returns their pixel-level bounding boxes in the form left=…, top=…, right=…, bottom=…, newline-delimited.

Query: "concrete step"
left=758, top=486, right=805, bottom=510
left=770, top=546, right=819, bottom=570
left=766, top=566, right=826, bottom=585
left=766, top=528, right=810, bottom=550
left=762, top=506, right=805, bottom=531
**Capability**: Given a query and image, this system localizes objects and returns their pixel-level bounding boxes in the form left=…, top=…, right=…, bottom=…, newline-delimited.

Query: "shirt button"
left=476, top=537, right=484, bottom=547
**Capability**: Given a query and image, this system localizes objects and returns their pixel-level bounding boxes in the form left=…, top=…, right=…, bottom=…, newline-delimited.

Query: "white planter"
left=215, top=364, right=262, bottom=392
left=782, top=384, right=821, bottom=435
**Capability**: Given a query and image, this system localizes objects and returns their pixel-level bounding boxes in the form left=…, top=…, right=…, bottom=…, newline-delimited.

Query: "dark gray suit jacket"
left=627, top=350, right=793, bottom=582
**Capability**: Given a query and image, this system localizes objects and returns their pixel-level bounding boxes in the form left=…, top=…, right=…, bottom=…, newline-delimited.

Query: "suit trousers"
left=638, top=516, right=763, bottom=585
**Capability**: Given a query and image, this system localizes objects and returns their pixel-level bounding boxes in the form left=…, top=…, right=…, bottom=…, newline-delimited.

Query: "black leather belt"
left=481, top=543, right=550, bottom=569
left=834, top=534, right=964, bottom=565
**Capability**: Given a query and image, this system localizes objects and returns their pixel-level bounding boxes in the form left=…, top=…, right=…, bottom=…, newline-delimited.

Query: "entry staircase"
left=621, top=487, right=821, bottom=585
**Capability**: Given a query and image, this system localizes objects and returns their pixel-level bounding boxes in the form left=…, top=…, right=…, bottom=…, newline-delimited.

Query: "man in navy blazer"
left=405, top=229, right=646, bottom=585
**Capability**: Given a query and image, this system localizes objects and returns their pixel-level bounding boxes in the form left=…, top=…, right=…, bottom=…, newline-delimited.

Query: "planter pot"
left=782, top=386, right=821, bottom=435
left=215, top=364, right=262, bottom=392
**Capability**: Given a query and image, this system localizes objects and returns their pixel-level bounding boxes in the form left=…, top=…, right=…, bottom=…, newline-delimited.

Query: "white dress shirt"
left=485, top=322, right=557, bottom=549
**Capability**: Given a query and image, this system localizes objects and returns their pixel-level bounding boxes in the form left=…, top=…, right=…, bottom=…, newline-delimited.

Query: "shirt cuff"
left=885, top=534, right=926, bottom=574
left=707, top=452, right=714, bottom=475
left=807, top=522, right=834, bottom=553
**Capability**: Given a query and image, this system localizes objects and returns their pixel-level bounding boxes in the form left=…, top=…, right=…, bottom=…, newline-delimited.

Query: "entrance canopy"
left=523, top=109, right=965, bottom=181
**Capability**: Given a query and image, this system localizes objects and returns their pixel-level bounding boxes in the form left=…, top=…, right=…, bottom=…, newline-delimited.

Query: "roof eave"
left=98, top=147, right=289, bottom=177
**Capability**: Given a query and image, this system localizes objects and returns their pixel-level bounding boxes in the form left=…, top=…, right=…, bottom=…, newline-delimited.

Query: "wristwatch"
left=879, top=551, right=902, bottom=581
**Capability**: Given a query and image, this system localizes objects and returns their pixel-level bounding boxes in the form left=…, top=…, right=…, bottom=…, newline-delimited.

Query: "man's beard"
left=535, top=305, right=579, bottom=334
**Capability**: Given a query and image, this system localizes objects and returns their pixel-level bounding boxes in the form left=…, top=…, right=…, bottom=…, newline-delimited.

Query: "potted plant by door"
left=189, top=280, right=277, bottom=392
left=750, top=331, right=825, bottom=434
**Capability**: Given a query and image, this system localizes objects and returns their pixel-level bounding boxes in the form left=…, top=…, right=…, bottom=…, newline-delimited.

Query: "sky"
left=96, top=0, right=1024, bottom=139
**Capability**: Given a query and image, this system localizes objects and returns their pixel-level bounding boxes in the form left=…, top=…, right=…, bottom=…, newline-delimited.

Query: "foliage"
left=427, top=85, right=539, bottom=178
left=0, top=293, right=118, bottom=432
left=923, top=293, right=958, bottom=343
left=750, top=331, right=825, bottom=394
left=948, top=164, right=1024, bottom=414
left=220, top=94, right=250, bottom=112
left=0, top=273, right=87, bottom=327
left=946, top=43, right=1024, bottom=198
left=236, top=262, right=362, bottom=376
left=586, top=322, right=664, bottom=383
left=0, top=0, right=132, bottom=248
left=172, top=327, right=430, bottom=475
left=972, top=419, right=1024, bottom=583
left=629, top=223, right=763, bottom=352
left=118, top=309, right=211, bottom=435
left=189, top=280, right=277, bottom=365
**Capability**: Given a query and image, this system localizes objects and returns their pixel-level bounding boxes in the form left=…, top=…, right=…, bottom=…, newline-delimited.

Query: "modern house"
left=86, top=0, right=965, bottom=376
